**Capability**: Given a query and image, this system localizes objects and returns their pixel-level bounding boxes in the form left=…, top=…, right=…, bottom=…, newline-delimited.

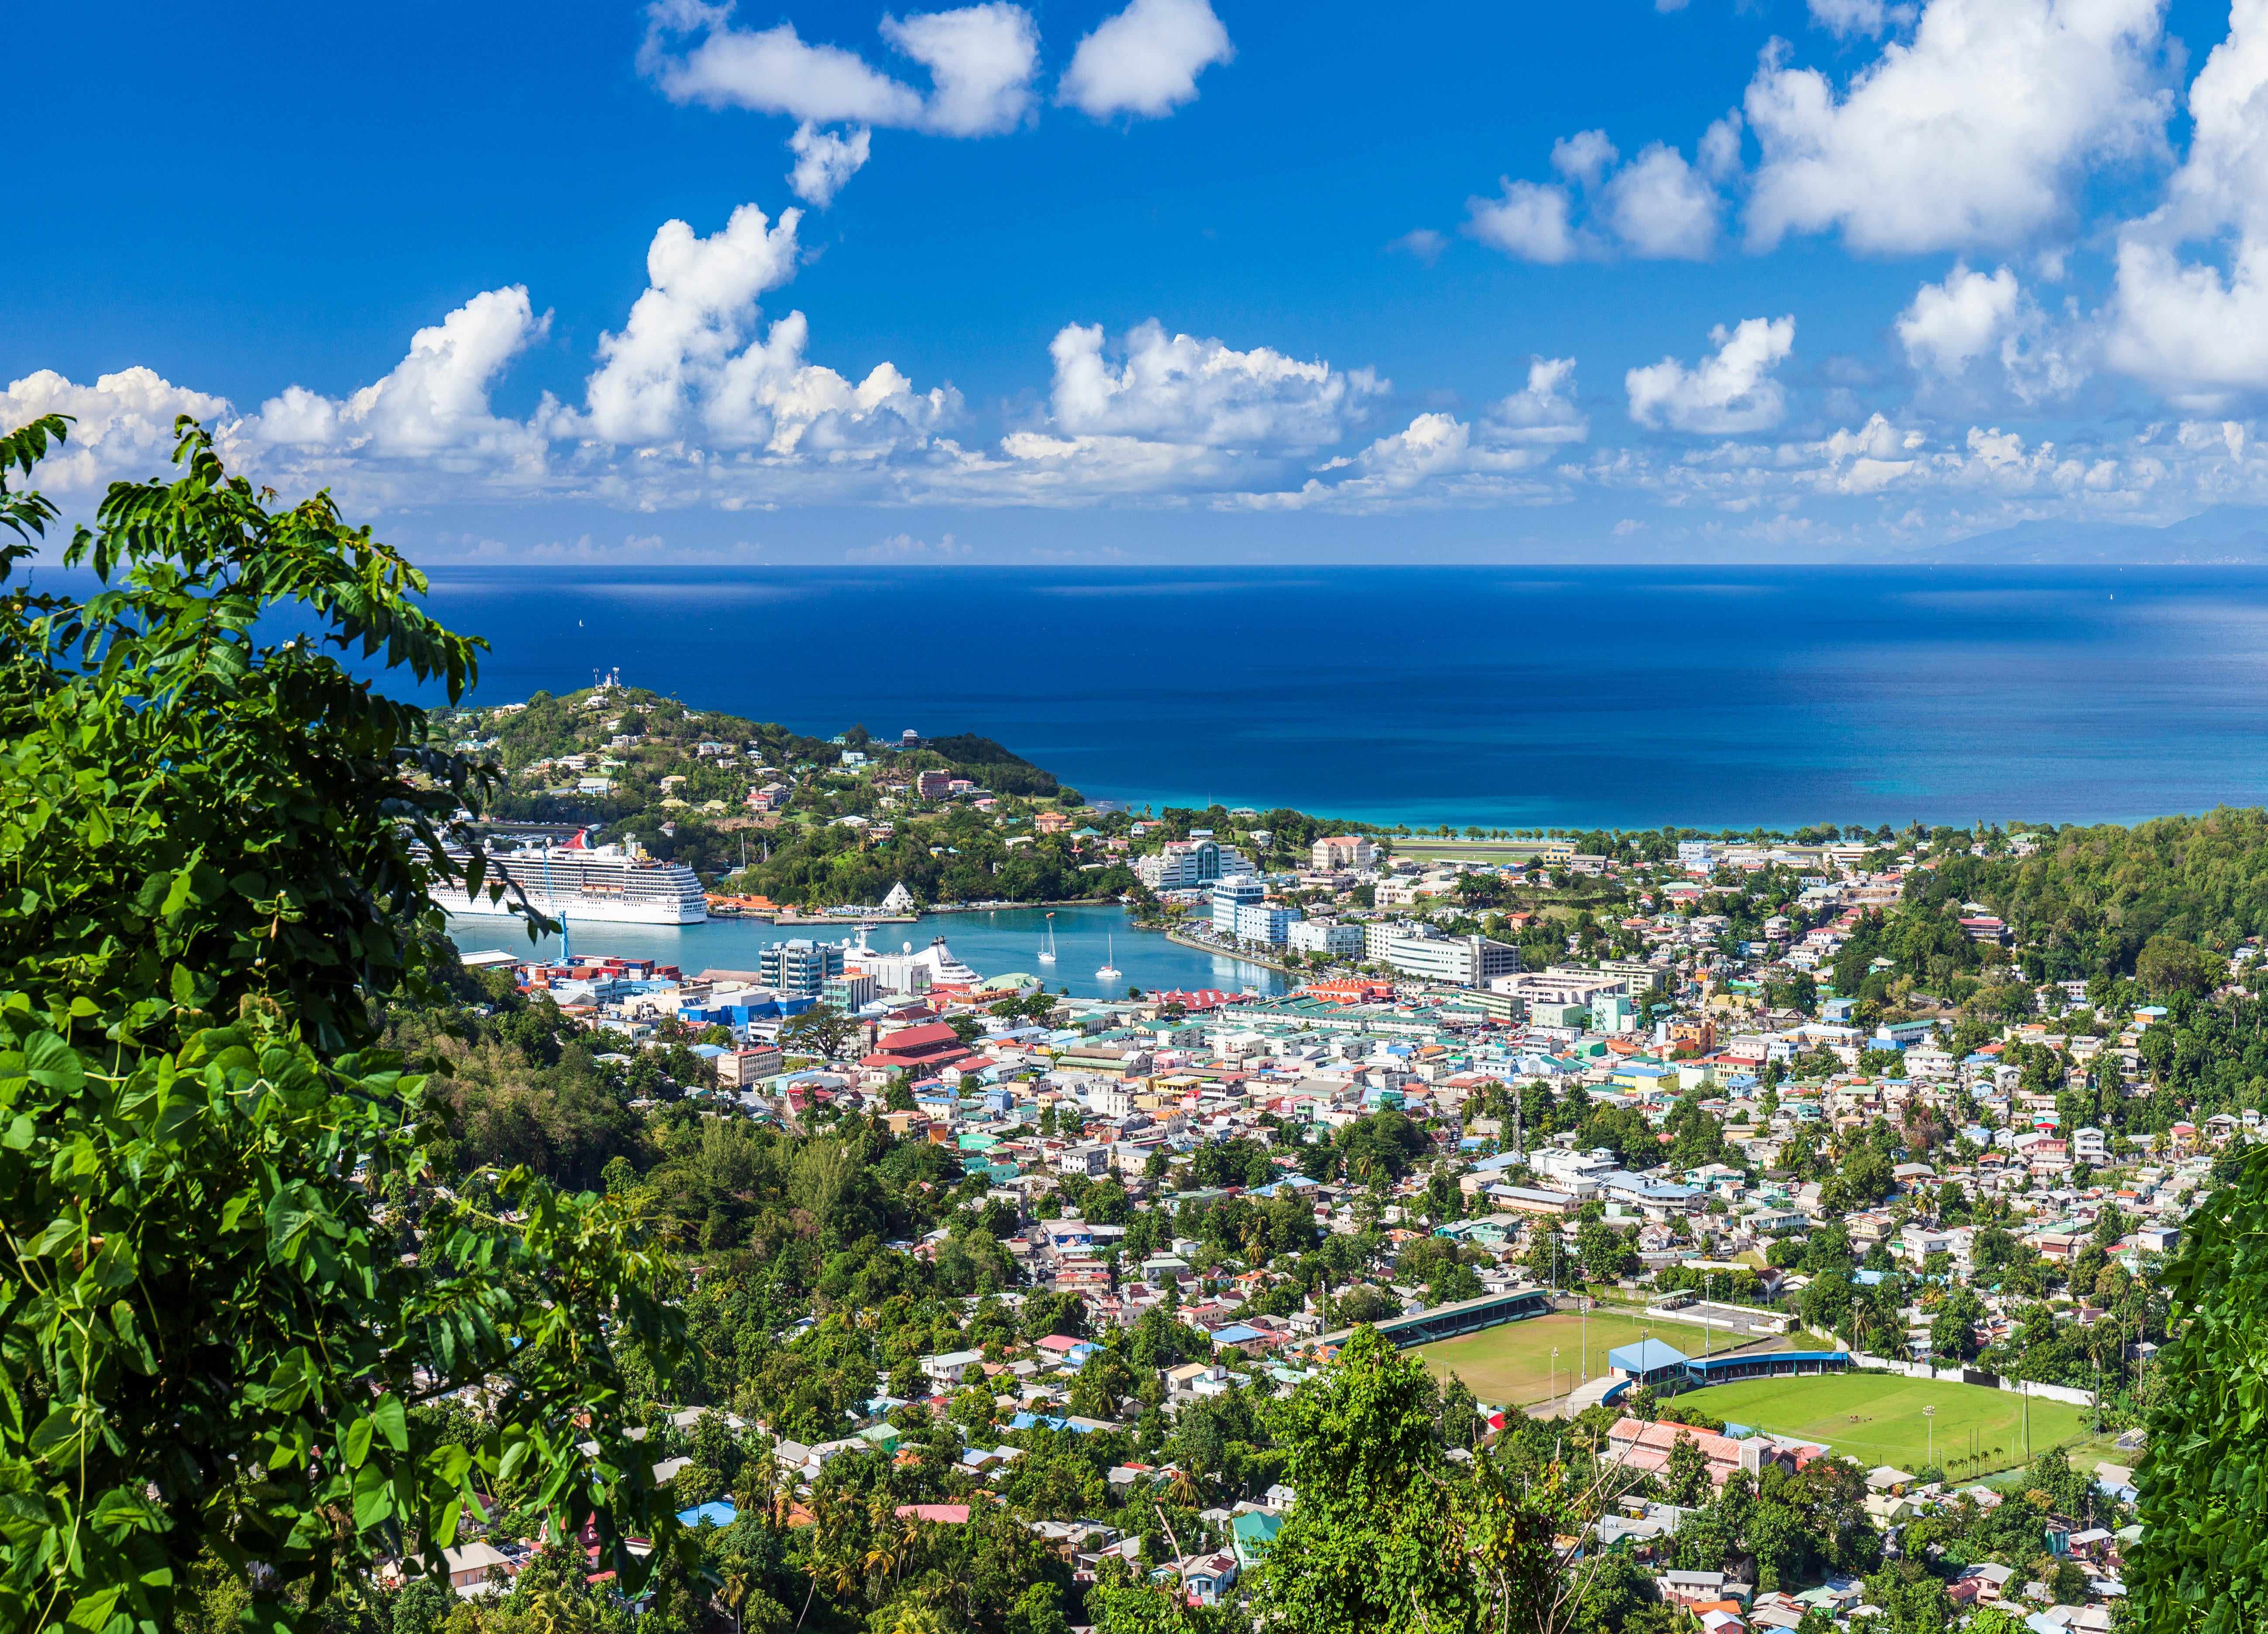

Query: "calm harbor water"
left=394, top=565, right=2268, bottom=832
left=444, top=903, right=1288, bottom=1000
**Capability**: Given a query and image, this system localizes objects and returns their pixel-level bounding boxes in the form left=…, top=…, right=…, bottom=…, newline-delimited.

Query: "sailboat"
left=1038, top=912, right=1058, bottom=965
left=1095, top=934, right=1121, bottom=984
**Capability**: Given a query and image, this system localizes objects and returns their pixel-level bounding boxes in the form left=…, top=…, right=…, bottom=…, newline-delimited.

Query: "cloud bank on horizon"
left=18, top=0, right=2268, bottom=556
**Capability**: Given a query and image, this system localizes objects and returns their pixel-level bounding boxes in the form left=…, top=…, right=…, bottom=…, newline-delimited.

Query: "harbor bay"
left=446, top=902, right=1288, bottom=1001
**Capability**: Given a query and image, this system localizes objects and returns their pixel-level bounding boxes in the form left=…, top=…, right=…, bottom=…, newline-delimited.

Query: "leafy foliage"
left=0, top=416, right=682, bottom=1633
left=2130, top=1140, right=2268, bottom=1632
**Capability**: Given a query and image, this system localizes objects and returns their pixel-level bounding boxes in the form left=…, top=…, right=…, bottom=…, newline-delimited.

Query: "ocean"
left=396, top=564, right=2268, bottom=832
left=445, top=903, right=1287, bottom=1002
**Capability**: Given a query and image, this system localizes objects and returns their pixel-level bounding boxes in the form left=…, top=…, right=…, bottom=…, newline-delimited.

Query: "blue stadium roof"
left=1607, top=1338, right=1689, bottom=1373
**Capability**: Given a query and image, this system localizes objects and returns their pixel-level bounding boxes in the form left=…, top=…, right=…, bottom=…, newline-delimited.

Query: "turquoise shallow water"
left=445, top=903, right=1288, bottom=1001
left=396, top=564, right=2268, bottom=831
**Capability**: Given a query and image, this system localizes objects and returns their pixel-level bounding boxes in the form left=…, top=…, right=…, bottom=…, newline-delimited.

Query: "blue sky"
left=9, top=0, right=2266, bottom=561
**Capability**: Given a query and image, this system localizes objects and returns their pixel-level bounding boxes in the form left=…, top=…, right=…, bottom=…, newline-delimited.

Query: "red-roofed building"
left=1302, top=978, right=1395, bottom=1005
left=1149, top=989, right=1237, bottom=1011
left=862, top=1022, right=975, bottom=1074
left=1606, top=1418, right=1745, bottom=1490
left=896, top=1503, right=971, bottom=1525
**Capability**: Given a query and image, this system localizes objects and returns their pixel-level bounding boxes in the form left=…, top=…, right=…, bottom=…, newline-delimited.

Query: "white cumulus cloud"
left=787, top=123, right=873, bottom=206
left=1603, top=143, right=1720, bottom=258
left=643, top=4, right=924, bottom=125
left=578, top=205, right=807, bottom=446
left=1807, top=0, right=1913, bottom=38
left=1897, top=262, right=2023, bottom=376
left=248, top=286, right=553, bottom=465
left=1042, top=319, right=1381, bottom=450
left=0, top=367, right=236, bottom=494
left=642, top=1, right=1037, bottom=136
left=2106, top=0, right=2268, bottom=405
left=1626, top=316, right=1797, bottom=433
left=1059, top=0, right=1234, bottom=120
left=880, top=3, right=1039, bottom=136
left=570, top=206, right=956, bottom=456
left=1743, top=0, right=2171, bottom=254
left=1484, top=357, right=1590, bottom=446
left=1552, top=130, right=1619, bottom=188
left=1468, top=134, right=1717, bottom=261
left=1465, top=179, right=1582, bottom=263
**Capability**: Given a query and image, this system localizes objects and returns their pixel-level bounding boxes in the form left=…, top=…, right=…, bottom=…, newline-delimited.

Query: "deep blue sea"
left=363, top=566, right=2268, bottom=830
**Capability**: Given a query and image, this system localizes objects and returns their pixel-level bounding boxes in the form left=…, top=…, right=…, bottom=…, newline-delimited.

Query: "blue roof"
left=1607, top=1338, right=1689, bottom=1373
left=676, top=1500, right=738, bottom=1528
left=1007, top=1412, right=1095, bottom=1433
left=1213, top=1323, right=1268, bottom=1345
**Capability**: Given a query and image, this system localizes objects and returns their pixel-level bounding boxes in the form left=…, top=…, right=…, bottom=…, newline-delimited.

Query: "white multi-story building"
left=1211, top=876, right=1268, bottom=937
left=2073, top=1125, right=2108, bottom=1164
left=1136, top=837, right=1254, bottom=890
left=1364, top=919, right=1419, bottom=962
left=1234, top=901, right=1300, bottom=947
left=1289, top=919, right=1365, bottom=959
left=1494, top=970, right=1626, bottom=1007
left=1310, top=834, right=1378, bottom=871
left=1381, top=931, right=1521, bottom=989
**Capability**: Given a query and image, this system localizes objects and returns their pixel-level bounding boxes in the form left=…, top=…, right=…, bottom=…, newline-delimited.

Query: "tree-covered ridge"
left=1910, top=810, right=2268, bottom=975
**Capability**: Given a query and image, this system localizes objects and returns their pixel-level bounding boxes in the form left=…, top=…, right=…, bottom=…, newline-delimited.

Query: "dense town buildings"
left=453, top=815, right=2218, bottom=1627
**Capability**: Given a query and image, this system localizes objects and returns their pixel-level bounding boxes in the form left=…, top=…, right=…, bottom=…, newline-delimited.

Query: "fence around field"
left=1849, top=1351, right=2096, bottom=1408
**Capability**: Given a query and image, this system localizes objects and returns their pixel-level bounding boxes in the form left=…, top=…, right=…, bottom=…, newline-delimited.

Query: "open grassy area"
left=1414, top=1311, right=1660, bottom=1407
left=1678, top=1372, right=2092, bottom=1480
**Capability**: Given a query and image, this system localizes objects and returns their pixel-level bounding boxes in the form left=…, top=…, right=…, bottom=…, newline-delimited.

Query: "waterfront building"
left=1211, top=877, right=1268, bottom=937
left=760, top=938, right=847, bottom=996
left=1137, top=838, right=1254, bottom=890
left=1288, top=919, right=1364, bottom=959
left=1233, top=901, right=1300, bottom=947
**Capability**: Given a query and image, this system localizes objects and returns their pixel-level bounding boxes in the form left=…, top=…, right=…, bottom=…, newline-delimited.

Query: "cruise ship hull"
left=441, top=889, right=707, bottom=925
left=436, top=844, right=709, bottom=926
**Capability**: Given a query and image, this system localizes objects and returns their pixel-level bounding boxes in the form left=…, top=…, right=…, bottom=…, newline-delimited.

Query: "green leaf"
left=107, top=1303, right=157, bottom=1376
left=351, top=1461, right=395, bottom=1531
left=22, top=1030, right=83, bottom=1092
left=371, top=1393, right=408, bottom=1454
left=342, top=1414, right=373, bottom=1470
left=27, top=1404, right=81, bottom=1458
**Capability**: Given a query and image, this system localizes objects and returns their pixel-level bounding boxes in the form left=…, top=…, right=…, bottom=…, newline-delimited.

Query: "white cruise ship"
left=847, top=927, right=982, bottom=991
left=439, top=835, right=707, bottom=925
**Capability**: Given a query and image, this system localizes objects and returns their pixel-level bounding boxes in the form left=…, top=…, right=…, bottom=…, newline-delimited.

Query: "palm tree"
left=721, top=1572, right=790, bottom=1634
left=863, top=1495, right=919, bottom=1588
left=740, top=1449, right=787, bottom=1532
left=529, top=1588, right=595, bottom=1634
left=1165, top=1464, right=1206, bottom=1512
left=718, top=1569, right=754, bottom=1634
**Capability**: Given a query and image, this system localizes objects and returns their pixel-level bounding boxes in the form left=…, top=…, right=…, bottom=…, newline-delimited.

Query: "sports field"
left=1678, top=1372, right=2090, bottom=1479
left=1414, top=1311, right=1660, bottom=1406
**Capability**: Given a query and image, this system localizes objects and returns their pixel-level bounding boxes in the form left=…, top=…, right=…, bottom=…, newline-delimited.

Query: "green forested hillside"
left=1911, top=809, right=2268, bottom=975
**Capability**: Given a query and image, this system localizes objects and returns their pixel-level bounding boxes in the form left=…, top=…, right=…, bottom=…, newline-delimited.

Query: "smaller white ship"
left=1095, top=934, right=1121, bottom=984
left=1038, top=912, right=1058, bottom=965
